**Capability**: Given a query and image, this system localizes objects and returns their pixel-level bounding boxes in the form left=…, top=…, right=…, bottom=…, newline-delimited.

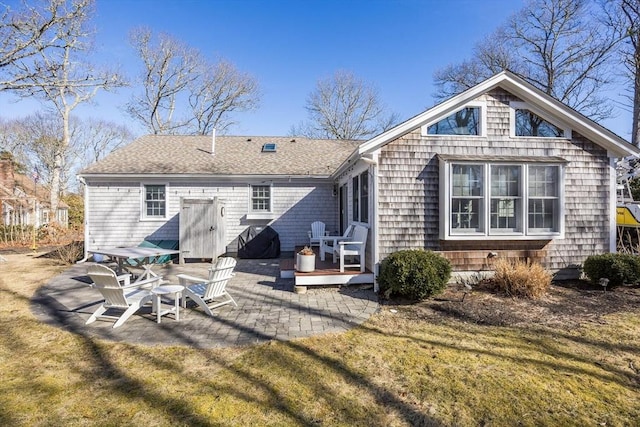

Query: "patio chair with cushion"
left=85, top=264, right=161, bottom=328
left=308, top=221, right=326, bottom=248
left=177, top=257, right=238, bottom=317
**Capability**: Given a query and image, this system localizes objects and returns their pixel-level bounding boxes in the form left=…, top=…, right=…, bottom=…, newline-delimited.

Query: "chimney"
left=0, top=159, right=15, bottom=190
left=211, top=128, right=216, bottom=155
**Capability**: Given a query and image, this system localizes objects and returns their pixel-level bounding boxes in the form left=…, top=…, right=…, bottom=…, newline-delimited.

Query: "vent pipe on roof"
left=211, top=128, right=216, bottom=155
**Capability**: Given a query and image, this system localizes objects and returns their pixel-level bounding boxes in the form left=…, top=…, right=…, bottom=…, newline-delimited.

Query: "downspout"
left=609, top=155, right=618, bottom=254
left=76, top=175, right=90, bottom=263
left=371, top=152, right=380, bottom=292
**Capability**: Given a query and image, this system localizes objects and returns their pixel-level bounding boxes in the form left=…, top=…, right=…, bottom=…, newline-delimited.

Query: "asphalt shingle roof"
left=80, top=135, right=360, bottom=176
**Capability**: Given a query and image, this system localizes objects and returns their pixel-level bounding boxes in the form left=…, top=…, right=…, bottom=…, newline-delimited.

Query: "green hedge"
left=378, top=250, right=451, bottom=300
left=583, top=253, right=640, bottom=287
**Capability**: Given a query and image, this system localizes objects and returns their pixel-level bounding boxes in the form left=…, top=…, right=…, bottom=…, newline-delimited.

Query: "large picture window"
left=445, top=162, right=562, bottom=238
left=144, top=184, right=166, bottom=218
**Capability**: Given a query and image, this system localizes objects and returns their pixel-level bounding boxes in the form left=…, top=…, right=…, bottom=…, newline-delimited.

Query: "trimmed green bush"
left=378, top=249, right=452, bottom=300
left=583, top=253, right=640, bottom=287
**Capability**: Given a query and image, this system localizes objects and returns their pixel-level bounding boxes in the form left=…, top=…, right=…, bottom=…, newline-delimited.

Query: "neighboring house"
left=0, top=160, right=69, bottom=228
left=79, top=71, right=639, bottom=283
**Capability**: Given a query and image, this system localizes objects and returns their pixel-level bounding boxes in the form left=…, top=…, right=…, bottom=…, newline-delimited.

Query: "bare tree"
left=292, top=70, right=398, bottom=140
left=7, top=0, right=127, bottom=220
left=0, top=0, right=85, bottom=89
left=604, top=0, right=640, bottom=145
left=188, top=60, right=260, bottom=134
left=127, top=27, right=260, bottom=135
left=434, top=0, right=620, bottom=121
left=70, top=117, right=134, bottom=166
left=4, top=113, right=133, bottom=193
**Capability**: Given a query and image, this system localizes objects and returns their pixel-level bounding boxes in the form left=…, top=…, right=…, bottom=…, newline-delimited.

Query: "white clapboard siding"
left=85, top=179, right=337, bottom=253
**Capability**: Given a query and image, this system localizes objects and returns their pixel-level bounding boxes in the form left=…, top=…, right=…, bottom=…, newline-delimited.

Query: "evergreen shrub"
left=583, top=253, right=640, bottom=287
left=378, top=249, right=451, bottom=300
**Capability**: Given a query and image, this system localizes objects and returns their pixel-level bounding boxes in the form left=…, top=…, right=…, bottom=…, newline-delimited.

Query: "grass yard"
left=1, top=251, right=639, bottom=426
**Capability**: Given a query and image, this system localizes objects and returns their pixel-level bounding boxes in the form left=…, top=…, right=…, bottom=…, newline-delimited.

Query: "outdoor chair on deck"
left=177, top=257, right=238, bottom=317
left=333, top=224, right=368, bottom=272
left=319, top=225, right=353, bottom=262
left=308, top=221, right=326, bottom=248
left=85, top=264, right=161, bottom=328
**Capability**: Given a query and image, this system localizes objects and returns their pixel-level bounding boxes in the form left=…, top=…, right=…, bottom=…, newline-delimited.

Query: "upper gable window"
left=422, top=102, right=485, bottom=136
left=427, top=107, right=481, bottom=136
left=510, top=102, right=570, bottom=138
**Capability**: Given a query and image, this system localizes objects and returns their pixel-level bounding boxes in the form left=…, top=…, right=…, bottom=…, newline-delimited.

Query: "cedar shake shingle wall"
left=85, top=180, right=337, bottom=253
left=377, top=88, right=610, bottom=272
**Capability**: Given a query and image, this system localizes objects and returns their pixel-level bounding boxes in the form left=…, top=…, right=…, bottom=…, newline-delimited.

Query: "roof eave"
left=78, top=173, right=334, bottom=181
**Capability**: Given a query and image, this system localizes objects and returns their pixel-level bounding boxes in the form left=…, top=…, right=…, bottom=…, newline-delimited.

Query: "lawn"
left=1, top=251, right=639, bottom=426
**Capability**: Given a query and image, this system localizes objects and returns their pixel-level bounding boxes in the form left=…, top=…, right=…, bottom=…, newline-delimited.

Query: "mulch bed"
left=385, top=280, right=640, bottom=330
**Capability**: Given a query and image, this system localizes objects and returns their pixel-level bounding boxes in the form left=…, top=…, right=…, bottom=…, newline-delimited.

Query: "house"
left=0, top=159, right=69, bottom=228
left=79, top=71, right=639, bottom=287
left=78, top=136, right=359, bottom=258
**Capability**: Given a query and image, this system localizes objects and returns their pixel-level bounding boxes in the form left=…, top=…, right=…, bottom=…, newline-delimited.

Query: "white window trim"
left=246, top=183, right=274, bottom=220
left=351, top=170, right=370, bottom=224
left=440, top=161, right=565, bottom=240
left=422, top=101, right=487, bottom=137
left=140, top=182, right=169, bottom=221
left=509, top=101, right=572, bottom=139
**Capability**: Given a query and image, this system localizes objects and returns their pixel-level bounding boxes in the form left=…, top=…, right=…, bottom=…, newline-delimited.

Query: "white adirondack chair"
left=177, top=257, right=238, bottom=317
left=319, top=225, right=353, bottom=262
left=334, top=224, right=368, bottom=272
left=308, top=221, right=326, bottom=247
left=85, top=264, right=160, bottom=328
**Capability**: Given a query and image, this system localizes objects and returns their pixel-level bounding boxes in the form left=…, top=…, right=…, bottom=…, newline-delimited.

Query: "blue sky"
left=1, top=0, right=634, bottom=140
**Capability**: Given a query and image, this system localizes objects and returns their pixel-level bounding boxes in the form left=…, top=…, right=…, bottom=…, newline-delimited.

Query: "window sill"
left=246, top=212, right=274, bottom=220
left=140, top=217, right=168, bottom=222
left=444, top=233, right=562, bottom=241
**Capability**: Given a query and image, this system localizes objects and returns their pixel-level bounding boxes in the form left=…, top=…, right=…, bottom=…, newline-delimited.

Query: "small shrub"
left=378, top=249, right=452, bottom=300
left=583, top=253, right=640, bottom=287
left=492, top=258, right=551, bottom=299
left=45, top=241, right=85, bottom=265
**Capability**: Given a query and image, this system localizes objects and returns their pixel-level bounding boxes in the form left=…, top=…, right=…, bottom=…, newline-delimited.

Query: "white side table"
left=151, top=285, right=184, bottom=323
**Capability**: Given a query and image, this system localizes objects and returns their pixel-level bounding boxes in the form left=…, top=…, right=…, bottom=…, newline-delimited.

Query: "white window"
left=423, top=102, right=487, bottom=137
left=510, top=101, right=571, bottom=138
left=251, top=185, right=271, bottom=212
left=142, top=184, right=167, bottom=220
left=441, top=160, right=563, bottom=239
left=352, top=171, right=369, bottom=223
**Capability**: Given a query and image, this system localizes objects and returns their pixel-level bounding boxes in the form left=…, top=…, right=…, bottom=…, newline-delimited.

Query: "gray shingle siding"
left=377, top=88, right=611, bottom=271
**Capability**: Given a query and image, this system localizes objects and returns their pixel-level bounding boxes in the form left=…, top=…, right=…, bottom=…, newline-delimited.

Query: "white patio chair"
left=85, top=264, right=161, bottom=328
left=308, top=221, right=326, bottom=248
left=177, top=257, right=238, bottom=317
left=334, top=224, right=368, bottom=272
left=319, top=225, right=353, bottom=262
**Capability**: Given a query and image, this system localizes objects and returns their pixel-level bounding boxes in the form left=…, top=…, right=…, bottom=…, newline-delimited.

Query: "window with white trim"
left=352, top=171, right=369, bottom=223
left=443, top=161, right=563, bottom=238
left=423, top=102, right=487, bottom=136
left=143, top=184, right=166, bottom=219
left=251, top=185, right=271, bottom=212
left=510, top=101, right=570, bottom=138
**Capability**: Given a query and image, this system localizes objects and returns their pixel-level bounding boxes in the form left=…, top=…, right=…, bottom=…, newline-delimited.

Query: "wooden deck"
left=280, top=247, right=375, bottom=287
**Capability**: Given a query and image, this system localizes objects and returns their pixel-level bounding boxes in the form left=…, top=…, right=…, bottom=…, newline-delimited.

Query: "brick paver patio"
left=31, top=258, right=380, bottom=348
